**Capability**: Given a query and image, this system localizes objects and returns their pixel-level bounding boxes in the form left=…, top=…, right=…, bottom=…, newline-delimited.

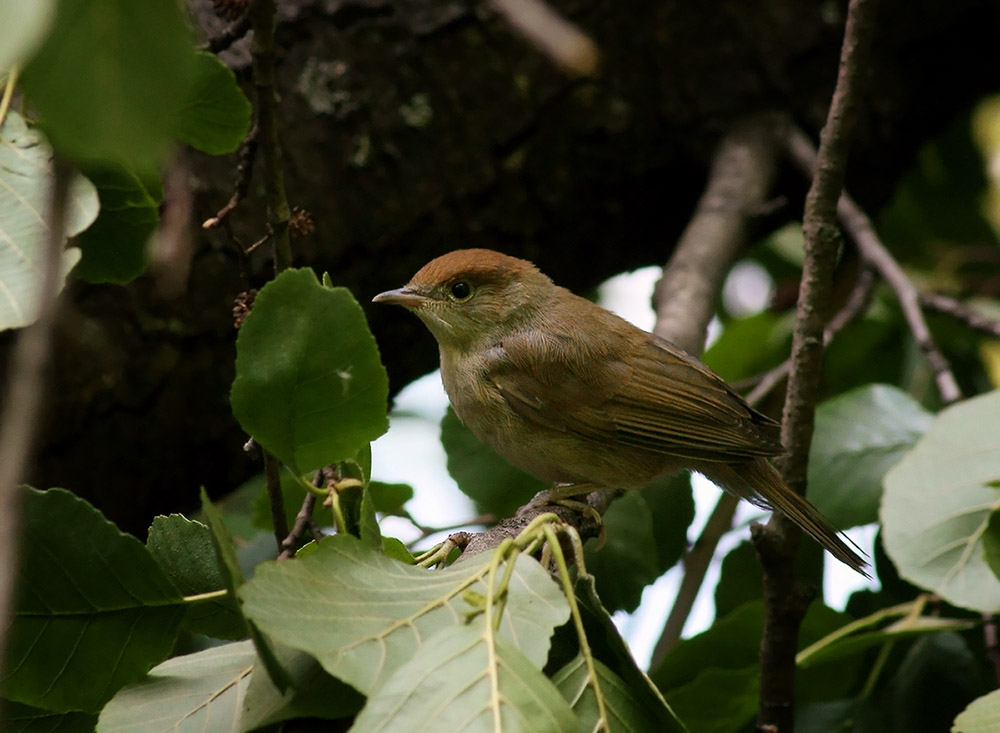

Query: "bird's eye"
left=449, top=280, right=472, bottom=300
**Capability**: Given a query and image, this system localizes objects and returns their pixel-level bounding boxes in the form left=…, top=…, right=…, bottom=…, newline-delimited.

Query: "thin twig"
left=202, top=125, right=259, bottom=231
left=263, top=450, right=288, bottom=551
left=278, top=470, right=325, bottom=560
left=248, top=0, right=292, bottom=273
left=757, top=0, right=880, bottom=729
left=919, top=291, right=1000, bottom=340
left=739, top=265, right=877, bottom=406
left=0, top=158, right=73, bottom=676
left=787, top=126, right=963, bottom=404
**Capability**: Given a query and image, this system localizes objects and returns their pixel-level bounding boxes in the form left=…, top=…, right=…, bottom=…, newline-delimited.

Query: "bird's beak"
left=372, top=286, right=427, bottom=308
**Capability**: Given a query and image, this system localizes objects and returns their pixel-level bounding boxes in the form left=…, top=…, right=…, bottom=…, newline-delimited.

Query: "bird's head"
left=373, top=249, right=554, bottom=351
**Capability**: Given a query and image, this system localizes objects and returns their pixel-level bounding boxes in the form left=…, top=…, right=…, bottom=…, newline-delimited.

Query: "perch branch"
left=0, top=159, right=73, bottom=674
left=756, top=0, right=879, bottom=730
left=786, top=126, right=963, bottom=404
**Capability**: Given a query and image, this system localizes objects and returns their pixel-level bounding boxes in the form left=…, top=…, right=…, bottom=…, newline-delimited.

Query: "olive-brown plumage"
left=374, top=249, right=866, bottom=574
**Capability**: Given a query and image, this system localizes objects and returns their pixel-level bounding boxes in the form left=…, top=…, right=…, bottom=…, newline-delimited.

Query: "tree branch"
left=786, top=125, right=963, bottom=404
left=0, top=158, right=73, bottom=674
left=756, top=0, right=879, bottom=729
left=654, top=113, right=779, bottom=354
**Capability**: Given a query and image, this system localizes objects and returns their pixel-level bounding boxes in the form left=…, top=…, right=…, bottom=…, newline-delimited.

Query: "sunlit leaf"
left=0, top=111, right=98, bottom=330
left=352, top=626, right=576, bottom=732
left=239, top=534, right=569, bottom=695
left=882, top=390, right=1000, bottom=612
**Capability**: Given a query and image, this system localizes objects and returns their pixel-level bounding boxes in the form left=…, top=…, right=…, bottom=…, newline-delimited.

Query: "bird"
left=373, top=249, right=867, bottom=574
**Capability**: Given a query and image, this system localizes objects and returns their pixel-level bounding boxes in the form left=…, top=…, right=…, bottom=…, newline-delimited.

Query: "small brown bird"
left=374, top=249, right=866, bottom=574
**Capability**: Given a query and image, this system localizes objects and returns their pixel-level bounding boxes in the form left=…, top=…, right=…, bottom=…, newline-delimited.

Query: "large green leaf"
left=554, top=655, right=677, bottom=732
left=441, top=407, right=546, bottom=516
left=72, top=165, right=159, bottom=284
left=97, top=641, right=255, bottom=732
left=352, top=626, right=577, bottom=732
left=238, top=534, right=569, bottom=695
left=651, top=601, right=860, bottom=704
left=882, top=390, right=1000, bottom=612
left=176, top=51, right=252, bottom=155
left=199, top=489, right=290, bottom=692
left=809, top=384, right=932, bottom=528
left=953, top=688, right=1000, bottom=733
left=0, top=111, right=98, bottom=330
left=574, top=576, right=687, bottom=732
left=3, top=487, right=185, bottom=713
left=99, top=640, right=363, bottom=732
left=231, top=268, right=389, bottom=474
left=241, top=645, right=364, bottom=729
left=663, top=667, right=758, bottom=733
left=19, top=0, right=196, bottom=169
left=702, top=310, right=791, bottom=382
left=713, top=541, right=762, bottom=619
left=0, top=0, right=55, bottom=72
left=586, top=474, right=694, bottom=613
left=146, top=514, right=247, bottom=640
left=0, top=700, right=96, bottom=733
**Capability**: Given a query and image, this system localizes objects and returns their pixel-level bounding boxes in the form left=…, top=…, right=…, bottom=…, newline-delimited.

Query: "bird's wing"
left=487, top=328, right=783, bottom=463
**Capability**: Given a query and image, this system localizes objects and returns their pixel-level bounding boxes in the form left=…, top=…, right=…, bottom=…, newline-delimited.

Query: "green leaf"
left=199, top=489, right=291, bottom=692
left=0, top=111, right=98, bottom=331
left=241, top=645, right=364, bottom=729
left=798, top=614, right=974, bottom=668
left=239, top=534, right=569, bottom=695
left=0, top=0, right=55, bottom=72
left=713, top=541, right=762, bottom=619
left=231, top=268, right=390, bottom=474
left=586, top=474, right=694, bottom=613
left=146, top=514, right=247, bottom=640
left=953, top=688, right=1000, bottom=733
left=888, top=632, right=985, bottom=733
left=19, top=0, right=196, bottom=169
left=882, top=390, right=1000, bottom=612
left=663, top=667, right=758, bottom=733
left=97, top=640, right=255, bottom=732
left=0, top=699, right=97, bottom=733
left=983, top=510, right=1000, bottom=583
left=554, top=655, right=678, bottom=733
left=809, top=384, right=932, bottom=528
left=351, top=625, right=576, bottom=732
left=574, top=576, right=687, bottom=732
left=72, top=164, right=159, bottom=284
left=369, top=481, right=414, bottom=515
left=176, top=51, right=252, bottom=155
left=441, top=406, right=546, bottom=516
left=4, top=487, right=185, bottom=713
left=651, top=601, right=861, bottom=703
left=702, top=311, right=791, bottom=382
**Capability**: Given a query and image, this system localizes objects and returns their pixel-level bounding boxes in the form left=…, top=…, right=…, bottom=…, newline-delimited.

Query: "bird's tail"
left=701, top=458, right=869, bottom=577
